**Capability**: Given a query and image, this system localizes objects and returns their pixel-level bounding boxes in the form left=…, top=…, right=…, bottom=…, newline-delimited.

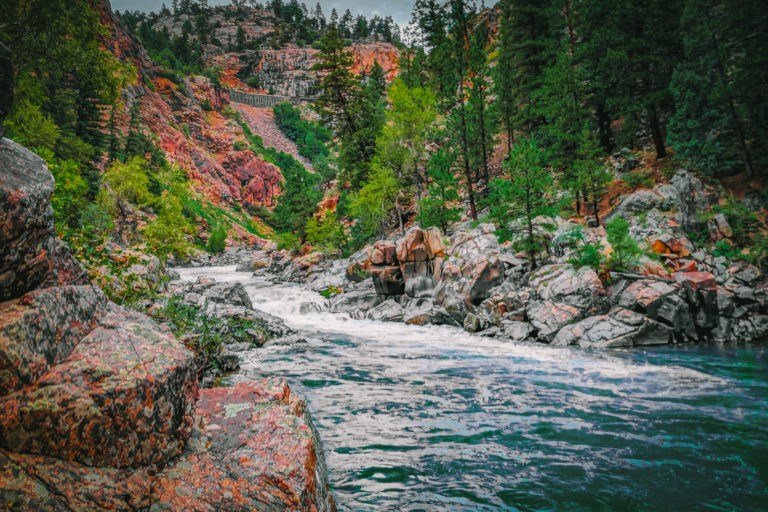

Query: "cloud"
left=111, top=0, right=415, bottom=25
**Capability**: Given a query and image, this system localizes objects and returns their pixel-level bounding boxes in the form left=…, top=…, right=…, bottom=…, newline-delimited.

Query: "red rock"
left=0, top=139, right=56, bottom=301
left=396, top=228, right=430, bottom=264
left=0, top=308, right=198, bottom=468
left=674, top=271, right=717, bottom=290
left=0, top=285, right=109, bottom=395
left=679, top=260, right=697, bottom=273
left=371, top=240, right=397, bottom=266
left=0, top=380, right=336, bottom=511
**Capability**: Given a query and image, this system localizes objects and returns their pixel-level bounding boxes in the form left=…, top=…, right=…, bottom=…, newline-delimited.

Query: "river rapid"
left=176, top=265, right=768, bottom=511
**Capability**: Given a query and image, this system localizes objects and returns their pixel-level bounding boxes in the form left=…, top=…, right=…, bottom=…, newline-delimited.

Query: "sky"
left=111, top=0, right=416, bottom=25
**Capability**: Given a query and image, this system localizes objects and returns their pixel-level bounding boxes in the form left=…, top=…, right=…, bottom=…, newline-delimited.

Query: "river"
left=176, top=265, right=768, bottom=511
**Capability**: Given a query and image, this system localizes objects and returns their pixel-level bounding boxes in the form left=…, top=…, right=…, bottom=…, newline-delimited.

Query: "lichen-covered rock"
left=0, top=138, right=56, bottom=301
left=526, top=301, right=581, bottom=342
left=618, top=280, right=693, bottom=334
left=530, top=264, right=608, bottom=314
left=0, top=285, right=109, bottom=395
left=0, top=380, right=335, bottom=512
left=0, top=308, right=198, bottom=468
left=150, top=379, right=336, bottom=512
left=39, top=238, right=90, bottom=289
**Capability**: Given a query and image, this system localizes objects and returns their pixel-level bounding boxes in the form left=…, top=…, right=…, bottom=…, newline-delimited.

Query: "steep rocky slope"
left=0, top=137, right=335, bottom=510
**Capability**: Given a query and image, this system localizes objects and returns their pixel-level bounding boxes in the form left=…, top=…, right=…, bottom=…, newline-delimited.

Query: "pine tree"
left=446, top=0, right=477, bottom=220
left=668, top=0, right=768, bottom=176
left=466, top=20, right=496, bottom=195
left=418, top=149, right=462, bottom=232
left=574, top=125, right=611, bottom=227
left=493, top=0, right=516, bottom=157
left=487, top=137, right=555, bottom=268
left=497, top=0, right=559, bottom=134
left=578, top=0, right=684, bottom=159
left=312, top=25, right=359, bottom=135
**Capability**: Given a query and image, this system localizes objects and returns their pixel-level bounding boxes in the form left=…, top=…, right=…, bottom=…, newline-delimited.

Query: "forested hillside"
left=2, top=0, right=768, bottom=280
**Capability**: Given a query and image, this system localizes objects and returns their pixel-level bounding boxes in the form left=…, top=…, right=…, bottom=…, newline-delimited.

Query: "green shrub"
left=623, top=169, right=654, bottom=189
left=4, top=100, right=60, bottom=150
left=305, top=211, right=347, bottom=254
left=714, top=196, right=760, bottom=247
left=200, top=98, right=213, bottom=111
left=275, top=232, right=301, bottom=252
left=606, top=216, right=642, bottom=270
left=232, top=140, right=248, bottom=151
left=207, top=225, right=228, bottom=254
left=246, top=76, right=261, bottom=89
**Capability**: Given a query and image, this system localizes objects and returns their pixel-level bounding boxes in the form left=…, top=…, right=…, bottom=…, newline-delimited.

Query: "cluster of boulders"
left=323, top=223, right=767, bottom=347
left=0, top=137, right=334, bottom=510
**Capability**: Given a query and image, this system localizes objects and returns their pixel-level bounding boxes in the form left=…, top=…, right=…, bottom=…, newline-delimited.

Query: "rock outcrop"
left=0, top=139, right=334, bottom=511
left=321, top=215, right=767, bottom=348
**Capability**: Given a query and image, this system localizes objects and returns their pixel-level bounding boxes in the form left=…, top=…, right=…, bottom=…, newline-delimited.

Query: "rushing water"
left=177, top=266, right=768, bottom=511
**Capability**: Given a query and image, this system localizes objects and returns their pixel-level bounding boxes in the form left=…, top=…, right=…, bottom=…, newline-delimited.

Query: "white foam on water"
left=172, top=265, right=725, bottom=392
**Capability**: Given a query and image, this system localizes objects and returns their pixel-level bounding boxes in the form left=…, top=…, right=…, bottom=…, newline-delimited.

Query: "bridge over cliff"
left=227, top=89, right=316, bottom=108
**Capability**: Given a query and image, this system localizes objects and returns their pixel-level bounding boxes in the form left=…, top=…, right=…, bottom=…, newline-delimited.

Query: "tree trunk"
left=649, top=108, right=667, bottom=159
left=458, top=88, right=477, bottom=220
left=575, top=188, right=581, bottom=215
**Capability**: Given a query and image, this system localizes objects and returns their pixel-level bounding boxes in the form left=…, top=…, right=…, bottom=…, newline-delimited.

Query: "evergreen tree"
left=446, top=0, right=477, bottom=220
left=578, top=0, right=684, bottom=159
left=487, top=137, right=555, bottom=268
left=605, top=216, right=642, bottom=270
left=493, top=0, right=516, bottom=157
left=466, top=20, right=497, bottom=194
left=272, top=153, right=322, bottom=239
left=418, top=149, right=462, bottom=232
left=668, top=0, right=768, bottom=176
left=312, top=25, right=359, bottom=135
left=496, top=0, right=559, bottom=134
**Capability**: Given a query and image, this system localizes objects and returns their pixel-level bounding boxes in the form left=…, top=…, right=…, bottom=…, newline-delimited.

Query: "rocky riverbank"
left=0, top=137, right=335, bottom=511
left=227, top=169, right=767, bottom=348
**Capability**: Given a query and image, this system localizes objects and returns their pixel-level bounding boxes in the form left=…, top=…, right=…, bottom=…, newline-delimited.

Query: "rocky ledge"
left=0, top=138, right=334, bottom=511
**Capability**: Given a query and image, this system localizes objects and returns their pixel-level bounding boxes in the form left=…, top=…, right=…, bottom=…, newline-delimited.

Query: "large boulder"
left=552, top=308, right=673, bottom=348
left=0, top=139, right=57, bottom=301
left=434, top=279, right=470, bottom=324
left=0, top=380, right=336, bottom=512
left=674, top=271, right=719, bottom=332
left=0, top=285, right=109, bottom=395
left=330, top=280, right=382, bottom=314
left=371, top=265, right=405, bottom=296
left=150, top=379, right=335, bottom=511
left=618, top=279, right=693, bottom=335
left=529, top=264, right=609, bottom=314
left=0, top=305, right=198, bottom=468
left=370, top=240, right=397, bottom=265
left=526, top=301, right=581, bottom=342
left=365, top=299, right=404, bottom=322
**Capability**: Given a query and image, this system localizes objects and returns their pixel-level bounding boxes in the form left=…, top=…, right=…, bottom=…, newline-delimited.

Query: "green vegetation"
left=418, top=149, right=462, bottom=232
left=605, top=217, right=643, bottom=270
left=207, top=225, right=228, bottom=254
left=487, top=138, right=556, bottom=268
left=149, top=296, right=269, bottom=371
